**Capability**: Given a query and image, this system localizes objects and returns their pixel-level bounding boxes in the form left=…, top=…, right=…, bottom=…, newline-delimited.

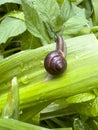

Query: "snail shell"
left=44, top=50, right=67, bottom=75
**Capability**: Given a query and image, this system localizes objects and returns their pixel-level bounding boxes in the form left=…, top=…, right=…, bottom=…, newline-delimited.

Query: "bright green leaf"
left=73, top=118, right=89, bottom=130
left=0, top=0, right=21, bottom=5
left=2, top=77, right=19, bottom=119
left=60, top=0, right=71, bottom=22
left=7, top=11, right=25, bottom=21
left=21, top=0, right=50, bottom=45
left=20, top=31, right=41, bottom=50
left=0, top=34, right=98, bottom=117
left=0, top=118, right=72, bottom=130
left=91, top=0, right=98, bottom=25
left=63, top=6, right=89, bottom=36
left=32, top=0, right=60, bottom=22
left=66, top=92, right=95, bottom=104
left=0, top=17, right=26, bottom=44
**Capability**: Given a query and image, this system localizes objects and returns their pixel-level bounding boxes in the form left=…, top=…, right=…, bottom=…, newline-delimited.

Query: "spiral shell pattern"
left=44, top=50, right=67, bottom=75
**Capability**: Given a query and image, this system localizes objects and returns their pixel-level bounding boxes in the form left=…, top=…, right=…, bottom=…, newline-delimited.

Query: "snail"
left=44, top=35, right=67, bottom=75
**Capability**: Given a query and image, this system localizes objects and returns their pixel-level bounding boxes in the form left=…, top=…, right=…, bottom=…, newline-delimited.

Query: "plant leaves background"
left=0, top=17, right=26, bottom=44
left=0, top=0, right=98, bottom=129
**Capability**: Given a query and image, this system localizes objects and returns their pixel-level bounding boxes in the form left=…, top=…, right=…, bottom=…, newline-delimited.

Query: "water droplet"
left=40, top=60, right=44, bottom=68
left=20, top=75, right=29, bottom=84
left=28, top=65, right=32, bottom=70
left=20, top=63, right=25, bottom=72
left=76, top=56, right=79, bottom=60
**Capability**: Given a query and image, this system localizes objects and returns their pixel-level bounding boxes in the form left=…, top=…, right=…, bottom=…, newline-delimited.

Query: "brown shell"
left=44, top=50, right=67, bottom=75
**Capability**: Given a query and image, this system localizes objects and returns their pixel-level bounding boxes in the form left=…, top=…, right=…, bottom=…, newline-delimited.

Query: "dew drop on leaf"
left=20, top=75, right=29, bottom=84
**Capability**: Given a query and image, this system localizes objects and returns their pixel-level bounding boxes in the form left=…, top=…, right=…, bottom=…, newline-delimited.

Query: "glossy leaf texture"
left=0, top=118, right=72, bottom=130
left=21, top=0, right=50, bottom=45
left=0, top=34, right=98, bottom=121
left=0, top=0, right=21, bottom=5
left=91, top=0, right=98, bottom=25
left=1, top=0, right=98, bottom=129
left=0, top=17, right=26, bottom=44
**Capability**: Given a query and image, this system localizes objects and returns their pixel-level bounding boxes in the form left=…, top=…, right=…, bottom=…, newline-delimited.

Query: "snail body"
left=44, top=35, right=67, bottom=75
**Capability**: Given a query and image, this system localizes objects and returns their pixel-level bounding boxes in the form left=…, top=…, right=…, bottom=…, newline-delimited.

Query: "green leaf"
left=50, top=0, right=71, bottom=33
left=20, top=31, right=41, bottom=50
left=21, top=0, right=50, bottom=45
left=63, top=5, right=89, bottom=36
left=0, top=17, right=26, bottom=44
left=0, top=118, right=72, bottom=130
left=91, top=0, right=98, bottom=25
left=0, top=34, right=98, bottom=119
left=60, top=0, right=71, bottom=22
left=56, top=0, right=64, bottom=4
left=65, top=92, right=95, bottom=104
left=50, top=1, right=89, bottom=36
left=70, top=0, right=83, bottom=5
left=87, top=118, right=98, bottom=130
left=0, top=1, right=98, bottom=129
left=58, top=97, right=98, bottom=117
left=0, top=118, right=48, bottom=130
left=32, top=0, right=60, bottom=36
left=7, top=11, right=25, bottom=21
left=40, top=92, right=95, bottom=119
left=0, top=0, right=21, bottom=5
left=2, top=77, right=19, bottom=119
left=89, top=97, right=98, bottom=117
left=73, top=118, right=90, bottom=130
left=83, top=0, right=92, bottom=19
left=0, top=54, right=4, bottom=60
left=32, top=0, right=60, bottom=22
